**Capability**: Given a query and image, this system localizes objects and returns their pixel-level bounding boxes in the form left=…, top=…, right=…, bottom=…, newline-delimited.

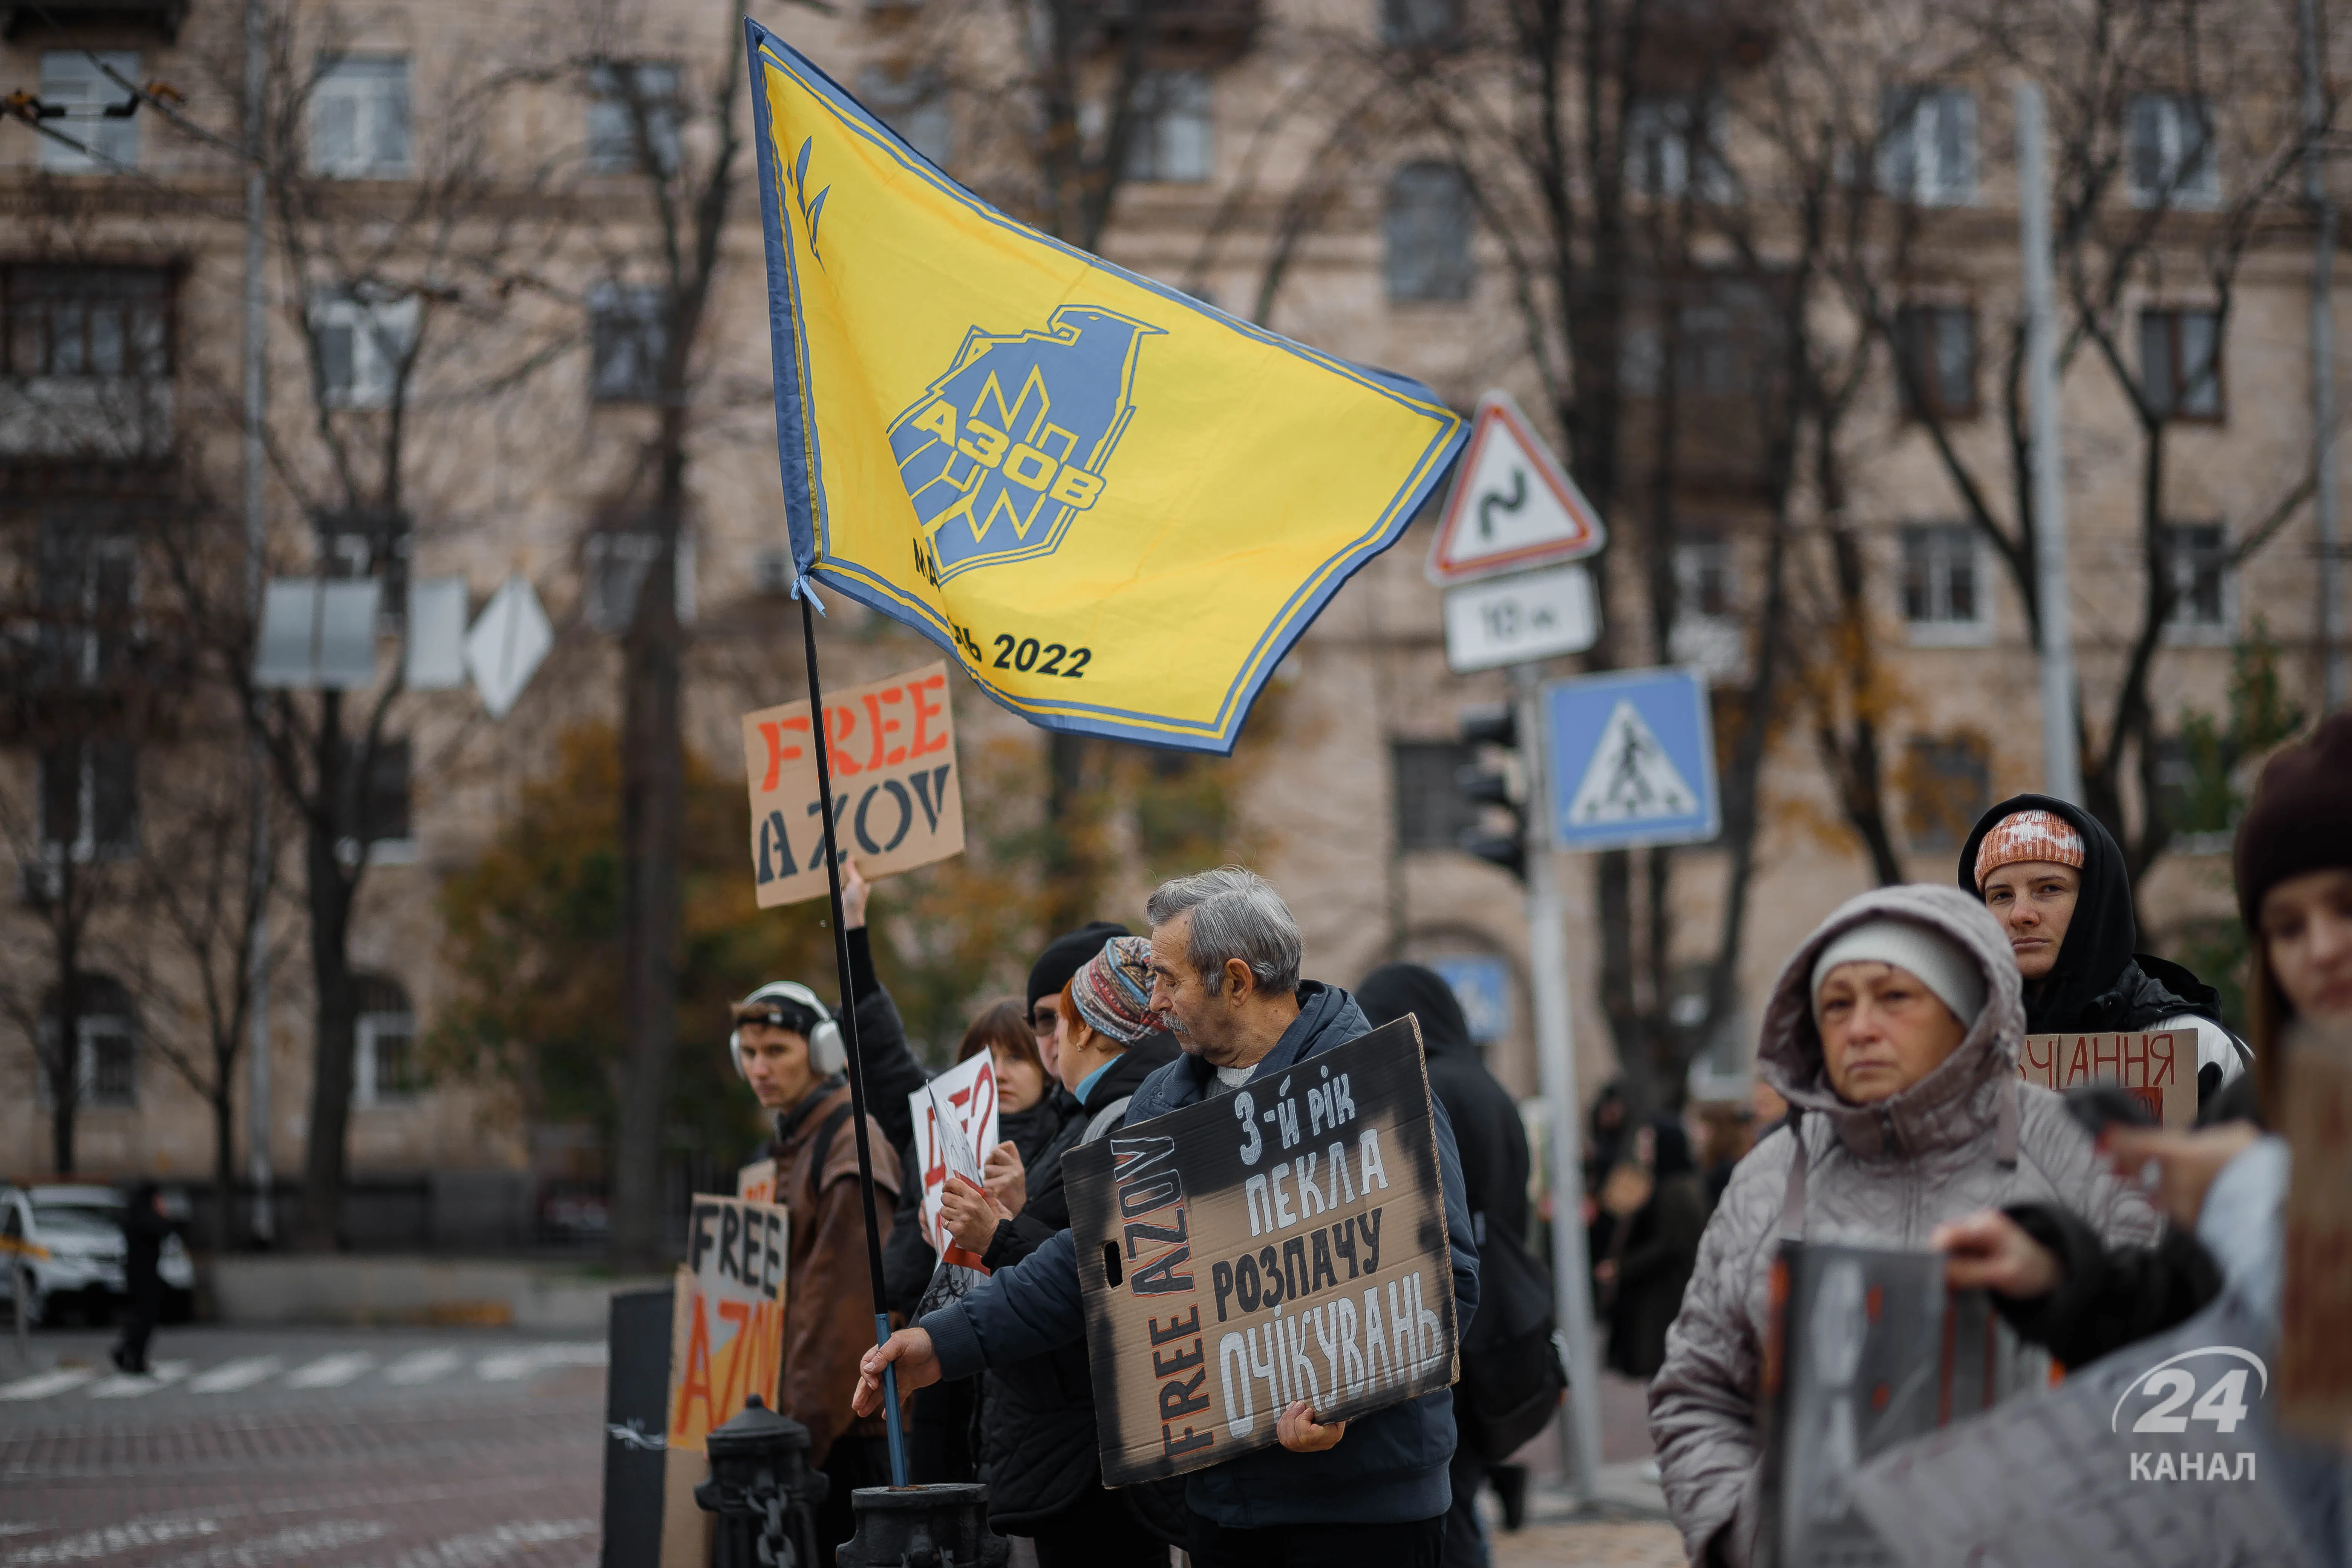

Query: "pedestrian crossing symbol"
left=1544, top=666, right=1719, bottom=851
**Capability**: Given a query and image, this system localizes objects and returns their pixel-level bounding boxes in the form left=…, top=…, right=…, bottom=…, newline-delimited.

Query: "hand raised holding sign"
left=940, top=1173, right=1011, bottom=1256
left=1276, top=1401, right=1348, bottom=1453
left=983, top=1141, right=1026, bottom=1216
left=841, top=856, right=871, bottom=929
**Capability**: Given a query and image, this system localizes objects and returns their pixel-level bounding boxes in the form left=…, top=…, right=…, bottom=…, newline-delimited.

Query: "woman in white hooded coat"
left=1648, top=884, right=2159, bottom=1567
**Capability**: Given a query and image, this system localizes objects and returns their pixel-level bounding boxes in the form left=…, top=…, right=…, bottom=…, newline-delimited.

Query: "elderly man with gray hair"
left=856, top=867, right=1480, bottom=1568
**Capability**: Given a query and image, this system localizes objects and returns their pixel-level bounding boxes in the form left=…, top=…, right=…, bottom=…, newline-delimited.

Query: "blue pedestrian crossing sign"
left=1543, top=666, right=1720, bottom=851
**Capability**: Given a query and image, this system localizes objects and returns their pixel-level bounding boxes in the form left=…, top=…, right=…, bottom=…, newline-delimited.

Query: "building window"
left=1900, top=733, right=1991, bottom=851
left=39, top=737, right=139, bottom=862
left=2127, top=93, right=2219, bottom=209
left=1677, top=536, right=1735, bottom=620
left=311, top=290, right=419, bottom=409
left=1384, top=161, right=1473, bottom=303
left=37, top=52, right=140, bottom=173
left=584, top=529, right=696, bottom=634
left=1893, top=303, right=1977, bottom=420
left=1670, top=536, right=1744, bottom=678
left=1625, top=93, right=1731, bottom=201
left=1878, top=86, right=1977, bottom=206
left=1392, top=741, right=1479, bottom=850
left=1900, top=523, right=1990, bottom=644
left=1380, top=0, right=1459, bottom=49
left=2140, top=308, right=2223, bottom=422
left=38, top=978, right=138, bottom=1109
left=35, top=516, right=136, bottom=688
left=311, top=56, right=412, bottom=178
left=353, top=975, right=419, bottom=1106
left=589, top=284, right=668, bottom=403
left=585, top=60, right=681, bottom=175
left=2161, top=522, right=2231, bottom=635
left=2, top=266, right=172, bottom=380
left=856, top=67, right=952, bottom=168
left=1123, top=70, right=1212, bottom=184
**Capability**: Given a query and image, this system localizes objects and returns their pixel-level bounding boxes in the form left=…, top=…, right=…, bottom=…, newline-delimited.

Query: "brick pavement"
left=0, top=1366, right=605, bottom=1568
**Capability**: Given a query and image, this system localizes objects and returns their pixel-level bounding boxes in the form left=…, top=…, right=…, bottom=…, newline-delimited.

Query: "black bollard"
left=834, top=1483, right=1008, bottom=1568
left=694, top=1396, right=829, bottom=1568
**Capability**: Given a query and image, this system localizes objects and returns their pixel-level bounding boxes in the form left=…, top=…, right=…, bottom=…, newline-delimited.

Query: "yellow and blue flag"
left=746, top=20, right=1464, bottom=753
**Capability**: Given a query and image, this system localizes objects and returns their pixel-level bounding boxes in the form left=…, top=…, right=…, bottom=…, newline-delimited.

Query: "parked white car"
left=1, top=1185, right=196, bottom=1327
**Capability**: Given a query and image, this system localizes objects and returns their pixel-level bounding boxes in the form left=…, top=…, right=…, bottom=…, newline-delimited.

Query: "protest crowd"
left=711, top=714, right=2352, bottom=1568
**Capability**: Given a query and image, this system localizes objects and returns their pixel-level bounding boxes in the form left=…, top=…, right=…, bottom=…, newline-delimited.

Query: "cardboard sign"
left=1758, top=1243, right=2039, bottom=1566
left=2280, top=1022, right=2352, bottom=1446
left=1063, top=1018, right=1458, bottom=1486
left=740, top=661, right=965, bottom=908
left=665, top=1196, right=790, bottom=1455
left=736, top=1158, right=776, bottom=1206
left=2017, top=1031, right=2197, bottom=1128
left=910, top=1050, right=1000, bottom=1272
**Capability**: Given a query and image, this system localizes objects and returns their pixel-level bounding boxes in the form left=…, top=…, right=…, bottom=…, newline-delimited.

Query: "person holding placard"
left=1958, top=796, right=2246, bottom=1102
left=730, top=860, right=927, bottom=1567
left=936, top=937, right=1183, bottom=1565
left=1648, top=884, right=2158, bottom=1568
left=856, top=869, right=1479, bottom=1568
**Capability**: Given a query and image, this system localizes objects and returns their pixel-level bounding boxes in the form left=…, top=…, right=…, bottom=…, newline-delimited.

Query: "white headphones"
left=729, top=982, right=847, bottom=1077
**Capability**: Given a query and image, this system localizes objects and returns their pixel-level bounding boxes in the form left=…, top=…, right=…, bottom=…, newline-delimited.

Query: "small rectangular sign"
left=2017, top=1031, right=2197, bottom=1129
left=740, top=661, right=965, bottom=907
left=910, top=1050, right=1001, bottom=1272
left=1063, top=1018, right=1458, bottom=1486
left=1442, top=563, right=1599, bottom=673
left=665, top=1196, right=790, bottom=1454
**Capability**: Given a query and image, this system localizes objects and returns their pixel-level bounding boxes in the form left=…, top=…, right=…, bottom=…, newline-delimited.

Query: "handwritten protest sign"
left=1063, top=1018, right=1458, bottom=1486
left=2280, top=1023, right=2352, bottom=1444
left=2017, top=1031, right=2196, bottom=1128
left=736, top=1159, right=776, bottom=1206
left=739, top=661, right=965, bottom=908
left=665, top=1196, right=790, bottom=1454
left=910, top=1050, right=1000, bottom=1272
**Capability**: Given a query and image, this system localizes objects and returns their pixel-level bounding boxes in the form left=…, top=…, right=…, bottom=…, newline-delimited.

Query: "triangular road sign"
left=1566, top=698, right=1698, bottom=826
left=1426, top=390, right=1606, bottom=583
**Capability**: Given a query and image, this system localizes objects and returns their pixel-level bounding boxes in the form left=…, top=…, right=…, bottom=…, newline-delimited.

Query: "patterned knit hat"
left=1072, top=936, right=1159, bottom=1045
left=1972, top=808, right=2086, bottom=886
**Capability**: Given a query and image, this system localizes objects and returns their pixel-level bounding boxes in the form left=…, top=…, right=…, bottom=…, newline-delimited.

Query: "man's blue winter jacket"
left=918, top=980, right=1481, bottom=1528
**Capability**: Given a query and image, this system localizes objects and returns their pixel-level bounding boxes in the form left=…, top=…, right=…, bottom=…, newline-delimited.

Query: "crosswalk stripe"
left=476, top=1343, right=607, bottom=1382
left=381, top=1348, right=462, bottom=1386
left=283, top=1351, right=376, bottom=1389
left=87, top=1360, right=193, bottom=1398
left=0, top=1367, right=96, bottom=1401
left=187, top=1355, right=283, bottom=1393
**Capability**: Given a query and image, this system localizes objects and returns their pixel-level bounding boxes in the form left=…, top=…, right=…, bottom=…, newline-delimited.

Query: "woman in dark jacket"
left=906, top=1001, right=1075, bottom=1484
left=1597, top=1117, right=1705, bottom=1381
left=1958, top=794, right=2245, bottom=1101
left=938, top=937, right=1181, bottom=1566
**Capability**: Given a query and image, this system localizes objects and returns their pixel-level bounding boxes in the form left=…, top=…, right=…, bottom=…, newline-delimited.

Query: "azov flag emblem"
left=889, top=305, right=1159, bottom=583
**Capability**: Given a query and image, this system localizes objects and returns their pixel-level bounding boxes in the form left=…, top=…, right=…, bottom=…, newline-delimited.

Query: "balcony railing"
left=0, top=0, right=190, bottom=40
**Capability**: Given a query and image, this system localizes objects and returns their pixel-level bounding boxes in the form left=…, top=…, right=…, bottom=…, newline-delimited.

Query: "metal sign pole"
left=2017, top=81, right=2083, bottom=805
left=1513, top=662, right=1605, bottom=1505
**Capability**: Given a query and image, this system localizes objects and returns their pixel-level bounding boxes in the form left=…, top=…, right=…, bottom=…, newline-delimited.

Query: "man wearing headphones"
left=731, top=861, right=924, bottom=1565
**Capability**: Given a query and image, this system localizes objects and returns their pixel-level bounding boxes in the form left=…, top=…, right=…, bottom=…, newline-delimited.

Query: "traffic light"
left=1455, top=702, right=1528, bottom=880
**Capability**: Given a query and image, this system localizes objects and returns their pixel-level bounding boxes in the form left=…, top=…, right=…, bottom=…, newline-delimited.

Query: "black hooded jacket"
left=968, top=1034, right=1184, bottom=1534
left=1956, top=793, right=2226, bottom=1038
left=1355, top=963, right=1530, bottom=1246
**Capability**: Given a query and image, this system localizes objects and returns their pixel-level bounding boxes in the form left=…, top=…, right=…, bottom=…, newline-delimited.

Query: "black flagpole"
left=797, top=590, right=910, bottom=1487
